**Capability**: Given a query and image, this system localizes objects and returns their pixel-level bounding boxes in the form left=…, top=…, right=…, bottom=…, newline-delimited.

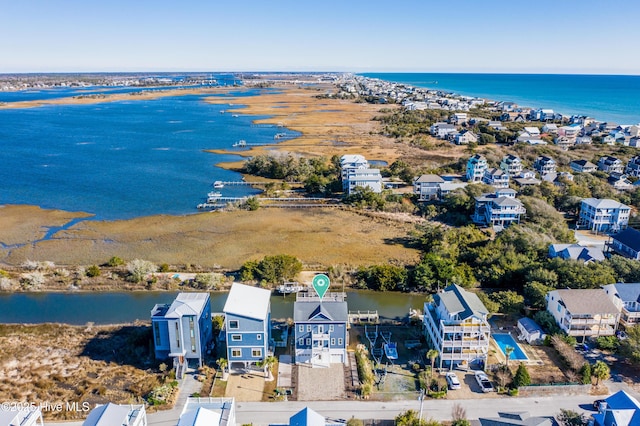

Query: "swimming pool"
left=493, top=333, right=528, bottom=360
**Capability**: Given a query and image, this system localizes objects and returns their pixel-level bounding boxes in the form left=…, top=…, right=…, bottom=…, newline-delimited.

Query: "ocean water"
left=361, top=73, right=640, bottom=125
left=0, top=90, right=295, bottom=220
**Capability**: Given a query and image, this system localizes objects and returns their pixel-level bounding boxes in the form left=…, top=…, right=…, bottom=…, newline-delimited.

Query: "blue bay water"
left=361, top=73, right=640, bottom=125
left=0, top=90, right=294, bottom=220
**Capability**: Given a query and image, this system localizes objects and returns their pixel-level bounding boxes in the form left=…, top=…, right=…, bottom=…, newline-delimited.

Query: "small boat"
left=274, top=132, right=287, bottom=139
left=232, top=114, right=239, bottom=118
left=208, top=191, right=222, bottom=198
left=232, top=140, right=246, bottom=147
left=213, top=181, right=224, bottom=189
left=384, top=342, right=398, bottom=360
left=276, top=282, right=305, bottom=294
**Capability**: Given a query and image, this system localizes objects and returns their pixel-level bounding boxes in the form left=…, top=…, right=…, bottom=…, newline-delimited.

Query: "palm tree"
left=426, top=349, right=439, bottom=377
left=504, top=345, right=514, bottom=368
left=217, top=358, right=228, bottom=381
left=263, top=355, right=277, bottom=381
left=592, top=360, right=610, bottom=386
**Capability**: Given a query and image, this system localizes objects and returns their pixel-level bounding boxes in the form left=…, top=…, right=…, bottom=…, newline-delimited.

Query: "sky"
left=2, top=0, right=640, bottom=74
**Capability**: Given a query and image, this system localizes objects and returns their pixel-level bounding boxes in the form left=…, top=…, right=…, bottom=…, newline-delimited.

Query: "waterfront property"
left=626, top=156, right=640, bottom=177
left=294, top=291, right=348, bottom=366
left=340, top=154, right=383, bottom=195
left=517, top=317, right=546, bottom=344
left=223, top=283, right=272, bottom=371
left=83, top=403, right=147, bottom=426
left=603, top=283, right=640, bottom=327
left=339, top=154, right=368, bottom=181
left=482, top=168, right=509, bottom=188
left=492, top=333, right=528, bottom=361
left=0, top=406, right=43, bottom=426
left=606, top=228, right=640, bottom=260
left=177, top=397, right=236, bottom=426
left=151, top=293, right=213, bottom=374
left=578, top=198, right=631, bottom=233
left=472, top=188, right=525, bottom=229
left=545, top=289, right=620, bottom=340
left=423, top=284, right=491, bottom=370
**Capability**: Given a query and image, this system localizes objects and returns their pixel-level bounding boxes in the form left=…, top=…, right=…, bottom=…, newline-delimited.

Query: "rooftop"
left=223, top=283, right=271, bottom=320
left=294, top=300, right=348, bottom=322
left=553, top=289, right=620, bottom=315
left=436, top=284, right=488, bottom=321
left=611, top=228, right=640, bottom=251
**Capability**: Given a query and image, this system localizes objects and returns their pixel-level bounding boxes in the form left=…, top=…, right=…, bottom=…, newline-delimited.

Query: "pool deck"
left=490, top=332, right=543, bottom=366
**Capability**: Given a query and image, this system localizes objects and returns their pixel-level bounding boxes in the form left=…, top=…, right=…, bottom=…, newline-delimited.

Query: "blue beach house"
left=151, top=293, right=213, bottom=376
left=294, top=292, right=348, bottom=367
left=223, top=283, right=272, bottom=371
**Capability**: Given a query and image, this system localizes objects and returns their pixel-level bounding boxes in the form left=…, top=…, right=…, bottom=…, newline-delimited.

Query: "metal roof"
left=294, top=300, right=348, bottom=322
left=223, top=283, right=271, bottom=320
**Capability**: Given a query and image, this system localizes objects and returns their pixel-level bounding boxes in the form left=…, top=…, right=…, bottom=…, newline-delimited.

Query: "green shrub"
left=86, top=265, right=101, bottom=278
left=107, top=256, right=124, bottom=267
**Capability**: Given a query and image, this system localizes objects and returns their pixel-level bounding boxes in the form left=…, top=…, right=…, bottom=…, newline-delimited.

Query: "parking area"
left=296, top=363, right=346, bottom=401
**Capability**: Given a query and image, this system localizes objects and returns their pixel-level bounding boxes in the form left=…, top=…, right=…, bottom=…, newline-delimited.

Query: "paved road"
left=234, top=395, right=599, bottom=425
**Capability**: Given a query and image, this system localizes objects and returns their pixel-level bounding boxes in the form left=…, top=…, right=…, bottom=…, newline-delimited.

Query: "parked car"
left=474, top=370, right=494, bottom=393
left=445, top=372, right=461, bottom=390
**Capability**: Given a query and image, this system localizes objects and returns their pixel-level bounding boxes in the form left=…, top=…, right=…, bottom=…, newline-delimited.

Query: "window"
left=257, top=334, right=262, bottom=340
left=229, top=320, right=239, bottom=329
left=557, top=304, right=562, bottom=313
left=307, top=325, right=311, bottom=332
left=299, top=325, right=304, bottom=332
left=337, top=338, right=343, bottom=346
left=189, top=317, right=196, bottom=353
left=175, top=322, right=180, bottom=348
left=153, top=322, right=161, bottom=346
left=329, top=325, right=334, bottom=332
left=232, top=334, right=242, bottom=341
left=306, top=338, right=311, bottom=345
left=298, top=338, right=304, bottom=346
left=252, top=348, right=262, bottom=358
left=331, top=338, right=336, bottom=345
left=231, top=349, right=241, bottom=358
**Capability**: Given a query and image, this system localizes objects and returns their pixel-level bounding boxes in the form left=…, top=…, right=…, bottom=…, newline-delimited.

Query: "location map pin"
left=312, top=274, right=330, bottom=300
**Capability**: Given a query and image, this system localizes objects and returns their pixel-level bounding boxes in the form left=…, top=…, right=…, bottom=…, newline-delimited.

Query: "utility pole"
left=418, top=388, right=425, bottom=424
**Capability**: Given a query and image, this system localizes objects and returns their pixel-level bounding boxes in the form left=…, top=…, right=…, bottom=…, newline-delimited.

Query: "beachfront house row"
left=482, top=168, right=509, bottom=188
left=598, top=156, right=625, bottom=174
left=423, top=284, right=491, bottom=370
left=545, top=289, right=620, bottom=341
left=606, top=227, right=640, bottom=260
left=499, top=154, right=523, bottom=176
left=570, top=159, right=598, bottom=173
left=151, top=292, right=213, bottom=374
left=83, top=403, right=147, bottom=426
left=294, top=292, right=348, bottom=366
left=223, top=283, right=272, bottom=371
left=414, top=174, right=445, bottom=201
left=626, top=156, right=640, bottom=177
left=603, top=283, right=640, bottom=327
left=533, top=156, right=557, bottom=177
left=472, top=188, right=525, bottom=229
left=344, top=168, right=383, bottom=195
left=466, top=154, right=488, bottom=183
left=578, top=198, right=631, bottom=233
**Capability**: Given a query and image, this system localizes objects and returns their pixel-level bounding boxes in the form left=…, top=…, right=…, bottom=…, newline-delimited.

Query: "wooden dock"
left=213, top=181, right=302, bottom=186
left=348, top=310, right=379, bottom=324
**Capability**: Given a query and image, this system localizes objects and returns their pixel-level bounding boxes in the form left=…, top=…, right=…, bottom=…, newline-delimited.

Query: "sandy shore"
left=0, top=83, right=428, bottom=269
